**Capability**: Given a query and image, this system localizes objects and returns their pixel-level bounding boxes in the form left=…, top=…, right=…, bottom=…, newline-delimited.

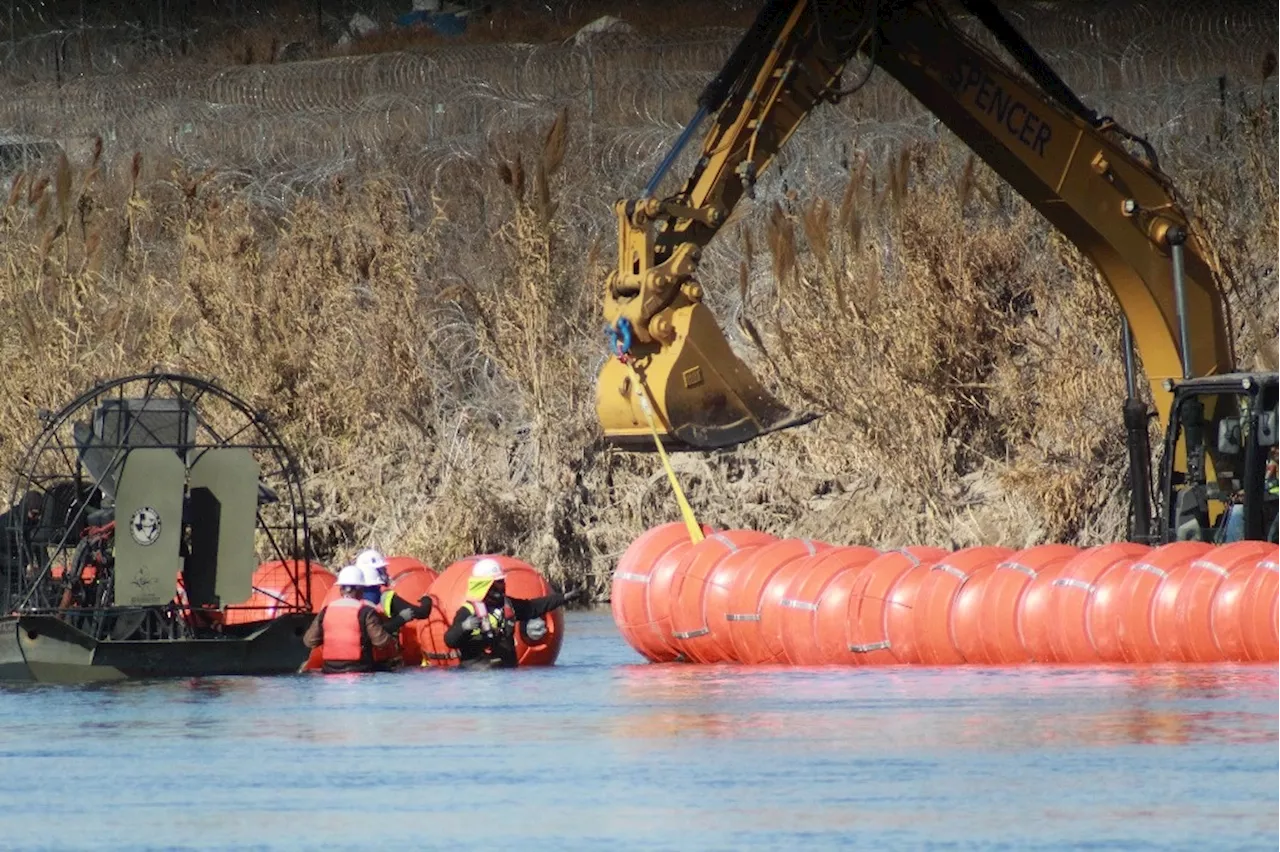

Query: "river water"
left=1, top=608, right=1276, bottom=851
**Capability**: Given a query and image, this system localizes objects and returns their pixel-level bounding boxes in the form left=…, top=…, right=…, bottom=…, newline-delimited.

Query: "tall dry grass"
left=0, top=34, right=1275, bottom=597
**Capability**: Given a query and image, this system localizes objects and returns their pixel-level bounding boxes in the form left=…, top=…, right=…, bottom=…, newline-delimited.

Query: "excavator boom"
left=596, top=0, right=1235, bottom=450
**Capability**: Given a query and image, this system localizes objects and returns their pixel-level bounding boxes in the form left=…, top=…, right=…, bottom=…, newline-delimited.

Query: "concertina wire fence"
left=0, top=0, right=1275, bottom=211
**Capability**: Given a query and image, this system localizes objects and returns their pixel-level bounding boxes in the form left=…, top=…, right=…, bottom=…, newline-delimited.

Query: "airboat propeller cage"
left=5, top=372, right=310, bottom=619
left=73, top=397, right=260, bottom=607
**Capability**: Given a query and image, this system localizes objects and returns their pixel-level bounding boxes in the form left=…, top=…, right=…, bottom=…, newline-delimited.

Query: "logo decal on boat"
left=130, top=506, right=162, bottom=546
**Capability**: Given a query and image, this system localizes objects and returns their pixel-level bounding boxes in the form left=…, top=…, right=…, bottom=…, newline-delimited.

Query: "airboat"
left=0, top=372, right=320, bottom=682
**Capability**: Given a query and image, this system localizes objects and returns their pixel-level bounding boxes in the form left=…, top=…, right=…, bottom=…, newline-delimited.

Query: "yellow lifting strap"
left=625, top=361, right=705, bottom=544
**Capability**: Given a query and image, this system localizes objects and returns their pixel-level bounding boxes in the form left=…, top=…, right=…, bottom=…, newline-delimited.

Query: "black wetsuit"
left=443, top=592, right=566, bottom=668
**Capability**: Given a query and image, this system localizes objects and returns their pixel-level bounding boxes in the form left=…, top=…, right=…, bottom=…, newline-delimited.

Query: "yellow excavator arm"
left=596, top=0, right=1235, bottom=450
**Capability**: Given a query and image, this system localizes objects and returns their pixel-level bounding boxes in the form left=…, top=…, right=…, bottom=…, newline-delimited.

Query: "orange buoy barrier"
left=749, top=540, right=834, bottom=665
left=612, top=526, right=1280, bottom=666
left=1150, top=541, right=1265, bottom=662
left=963, top=544, right=1080, bottom=664
left=726, top=538, right=829, bottom=664
left=914, top=546, right=1013, bottom=665
left=843, top=547, right=946, bottom=666
left=1114, top=542, right=1212, bottom=663
left=698, top=540, right=774, bottom=663
left=778, top=547, right=879, bottom=665
left=1044, top=543, right=1146, bottom=664
left=880, top=559, right=936, bottom=665
left=611, top=522, right=712, bottom=664
left=667, top=530, right=776, bottom=663
left=1017, top=552, right=1075, bottom=662
left=1212, top=546, right=1280, bottom=662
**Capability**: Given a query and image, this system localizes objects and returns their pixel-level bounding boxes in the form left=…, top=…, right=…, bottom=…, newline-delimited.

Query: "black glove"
left=414, top=595, right=433, bottom=618
left=563, top=587, right=584, bottom=604
left=385, top=607, right=416, bottom=634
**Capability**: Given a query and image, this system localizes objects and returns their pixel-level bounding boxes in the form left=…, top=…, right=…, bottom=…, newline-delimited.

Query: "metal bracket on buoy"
left=672, top=628, right=710, bottom=639
left=724, top=613, right=761, bottom=622
left=1131, top=562, right=1168, bottom=578
left=1052, top=578, right=1096, bottom=593
left=848, top=640, right=891, bottom=653
left=779, top=599, right=817, bottom=611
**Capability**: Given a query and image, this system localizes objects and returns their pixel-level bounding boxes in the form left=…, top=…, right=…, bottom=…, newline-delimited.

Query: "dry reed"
left=0, top=14, right=1275, bottom=598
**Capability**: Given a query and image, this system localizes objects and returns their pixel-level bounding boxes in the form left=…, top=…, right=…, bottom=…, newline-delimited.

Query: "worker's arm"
left=509, top=588, right=582, bottom=621
left=382, top=592, right=434, bottom=634
left=361, top=608, right=397, bottom=649
left=301, top=610, right=325, bottom=648
left=443, top=605, right=480, bottom=649
left=389, top=592, right=432, bottom=618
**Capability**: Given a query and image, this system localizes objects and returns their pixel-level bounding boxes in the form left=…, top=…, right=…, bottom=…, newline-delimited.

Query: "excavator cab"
left=1159, top=374, right=1279, bottom=545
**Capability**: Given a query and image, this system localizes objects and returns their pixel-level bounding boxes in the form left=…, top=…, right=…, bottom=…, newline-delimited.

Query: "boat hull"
left=0, top=613, right=314, bottom=683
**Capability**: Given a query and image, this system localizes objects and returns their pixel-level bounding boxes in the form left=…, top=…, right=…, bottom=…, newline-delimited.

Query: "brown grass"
left=0, top=26, right=1274, bottom=598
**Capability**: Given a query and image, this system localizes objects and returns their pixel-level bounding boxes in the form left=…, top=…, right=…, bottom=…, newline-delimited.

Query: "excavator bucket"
left=596, top=302, right=818, bottom=450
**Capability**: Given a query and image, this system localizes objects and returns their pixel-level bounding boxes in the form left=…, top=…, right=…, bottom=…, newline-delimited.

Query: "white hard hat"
left=354, top=549, right=389, bottom=573
left=360, top=565, right=385, bottom=587
left=336, top=565, right=364, bottom=587
left=470, top=557, right=506, bottom=581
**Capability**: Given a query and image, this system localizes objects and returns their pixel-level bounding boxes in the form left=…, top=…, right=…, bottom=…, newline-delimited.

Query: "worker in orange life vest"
left=302, top=565, right=398, bottom=673
left=443, top=558, right=581, bottom=668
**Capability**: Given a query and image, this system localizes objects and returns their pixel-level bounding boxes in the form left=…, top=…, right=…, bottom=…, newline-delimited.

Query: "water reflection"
left=608, top=660, right=1278, bottom=749
left=0, top=610, right=1274, bottom=851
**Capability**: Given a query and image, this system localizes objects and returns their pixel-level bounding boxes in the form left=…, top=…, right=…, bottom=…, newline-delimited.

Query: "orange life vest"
left=321, top=597, right=372, bottom=663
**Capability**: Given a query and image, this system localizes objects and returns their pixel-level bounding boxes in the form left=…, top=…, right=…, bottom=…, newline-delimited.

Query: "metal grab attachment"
left=1168, top=225, right=1192, bottom=380
left=1122, top=317, right=1154, bottom=543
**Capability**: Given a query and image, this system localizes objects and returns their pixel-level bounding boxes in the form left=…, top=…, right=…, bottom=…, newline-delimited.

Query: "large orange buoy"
left=811, top=562, right=876, bottom=665
left=958, top=544, right=1080, bottom=664
left=668, top=530, right=777, bottom=664
left=699, top=543, right=773, bottom=663
left=913, top=546, right=1013, bottom=665
left=225, top=560, right=333, bottom=625
left=1113, top=542, right=1212, bottom=663
left=386, top=555, right=433, bottom=581
left=503, top=559, right=565, bottom=667
left=778, top=547, right=879, bottom=665
left=1239, top=557, right=1279, bottom=662
left=1151, top=541, right=1270, bottom=662
left=611, top=523, right=707, bottom=663
left=881, top=561, right=933, bottom=665
left=748, top=541, right=839, bottom=665
left=1085, top=549, right=1143, bottom=663
left=844, top=547, right=947, bottom=666
left=1043, top=543, right=1147, bottom=664
left=1018, top=551, right=1079, bottom=662
left=726, top=538, right=829, bottom=664
left=642, top=533, right=716, bottom=663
